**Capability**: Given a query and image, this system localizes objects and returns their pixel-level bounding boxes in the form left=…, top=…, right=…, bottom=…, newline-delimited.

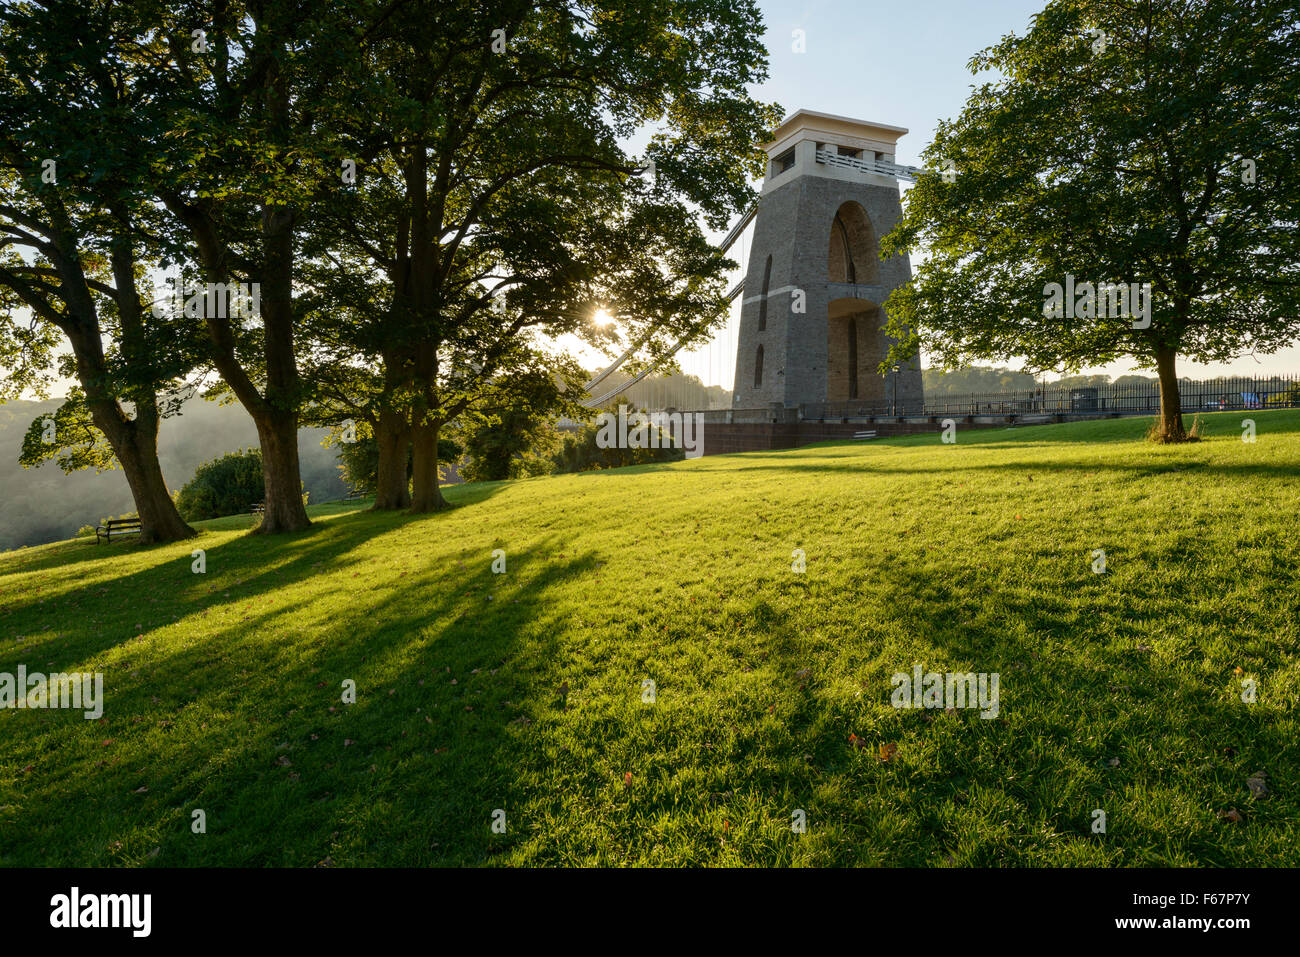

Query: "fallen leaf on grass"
left=1218, top=808, right=1244, bottom=823
left=1246, top=772, right=1269, bottom=799
left=878, top=742, right=899, bottom=762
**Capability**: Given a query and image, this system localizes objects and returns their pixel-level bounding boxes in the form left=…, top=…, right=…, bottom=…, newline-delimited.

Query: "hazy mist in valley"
left=0, top=399, right=349, bottom=551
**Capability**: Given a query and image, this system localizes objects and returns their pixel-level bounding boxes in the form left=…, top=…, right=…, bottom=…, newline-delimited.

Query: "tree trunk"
left=87, top=402, right=195, bottom=543
left=1153, top=346, right=1188, bottom=443
left=117, top=430, right=195, bottom=543
left=64, top=311, right=194, bottom=543
left=373, top=408, right=411, bottom=510
left=409, top=418, right=448, bottom=512
left=253, top=409, right=312, bottom=533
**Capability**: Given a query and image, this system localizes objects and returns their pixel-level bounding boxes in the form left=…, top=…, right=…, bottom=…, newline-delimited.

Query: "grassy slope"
left=1, top=410, right=1297, bottom=867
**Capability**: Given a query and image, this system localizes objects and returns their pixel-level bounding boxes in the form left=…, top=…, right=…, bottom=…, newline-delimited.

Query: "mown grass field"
left=1, top=410, right=1297, bottom=866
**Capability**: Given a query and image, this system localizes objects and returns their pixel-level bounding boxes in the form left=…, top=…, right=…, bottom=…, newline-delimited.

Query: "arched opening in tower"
left=827, top=201, right=879, bottom=285
left=826, top=299, right=885, bottom=404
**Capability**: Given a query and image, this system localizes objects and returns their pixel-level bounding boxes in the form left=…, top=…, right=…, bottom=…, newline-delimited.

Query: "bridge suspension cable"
left=580, top=202, right=756, bottom=402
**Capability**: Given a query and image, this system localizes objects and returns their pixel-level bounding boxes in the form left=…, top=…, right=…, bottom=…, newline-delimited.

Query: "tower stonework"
left=731, top=110, right=923, bottom=413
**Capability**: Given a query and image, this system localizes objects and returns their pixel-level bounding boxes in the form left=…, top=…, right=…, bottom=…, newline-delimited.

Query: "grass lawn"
left=1, top=410, right=1297, bottom=866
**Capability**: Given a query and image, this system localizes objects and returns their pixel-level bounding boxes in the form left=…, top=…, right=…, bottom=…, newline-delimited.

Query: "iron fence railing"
left=801, top=376, right=1299, bottom=420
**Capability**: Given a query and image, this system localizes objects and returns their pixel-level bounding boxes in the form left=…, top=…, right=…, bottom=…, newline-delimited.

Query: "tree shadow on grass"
left=847, top=556, right=1300, bottom=866
left=471, top=533, right=1300, bottom=867
left=0, top=507, right=419, bottom=664
left=0, top=478, right=514, bottom=640
left=0, top=517, right=600, bottom=866
left=0, top=475, right=502, bottom=580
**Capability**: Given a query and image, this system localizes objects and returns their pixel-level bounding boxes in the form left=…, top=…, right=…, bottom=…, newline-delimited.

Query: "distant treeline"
left=922, top=367, right=1160, bottom=398
left=0, top=400, right=347, bottom=552
left=922, top=367, right=1300, bottom=401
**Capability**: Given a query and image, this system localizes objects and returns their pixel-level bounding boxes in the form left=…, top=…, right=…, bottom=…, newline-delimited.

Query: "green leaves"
left=18, top=390, right=117, bottom=474
left=885, top=0, right=1300, bottom=384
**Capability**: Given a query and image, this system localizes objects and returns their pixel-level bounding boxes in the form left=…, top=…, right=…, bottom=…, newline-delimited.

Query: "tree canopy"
left=0, top=0, right=778, bottom=527
left=883, top=0, right=1300, bottom=441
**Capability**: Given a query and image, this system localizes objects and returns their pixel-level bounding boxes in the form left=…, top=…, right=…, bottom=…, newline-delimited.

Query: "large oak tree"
left=0, top=1, right=197, bottom=542
left=308, top=0, right=778, bottom=510
left=883, top=0, right=1300, bottom=441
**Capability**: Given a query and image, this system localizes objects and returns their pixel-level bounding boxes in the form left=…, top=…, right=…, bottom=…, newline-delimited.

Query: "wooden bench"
left=853, top=430, right=878, bottom=440
left=95, top=517, right=142, bottom=544
left=250, top=502, right=265, bottom=515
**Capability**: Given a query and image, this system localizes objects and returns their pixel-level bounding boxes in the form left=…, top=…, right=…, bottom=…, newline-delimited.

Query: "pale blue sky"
left=676, top=0, right=1300, bottom=386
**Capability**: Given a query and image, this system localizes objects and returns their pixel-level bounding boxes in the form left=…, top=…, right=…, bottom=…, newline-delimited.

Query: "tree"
left=327, top=422, right=461, bottom=496
left=311, top=0, right=778, bottom=510
left=138, top=0, right=372, bottom=532
left=457, top=377, right=564, bottom=483
left=882, top=0, right=1300, bottom=442
left=0, top=1, right=197, bottom=542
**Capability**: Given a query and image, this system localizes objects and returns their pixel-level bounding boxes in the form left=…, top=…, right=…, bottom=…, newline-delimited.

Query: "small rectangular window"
left=772, top=149, right=795, bottom=176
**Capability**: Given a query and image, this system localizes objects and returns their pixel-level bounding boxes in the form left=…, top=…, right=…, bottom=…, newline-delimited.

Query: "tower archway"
left=826, top=298, right=885, bottom=403
left=827, top=201, right=879, bottom=285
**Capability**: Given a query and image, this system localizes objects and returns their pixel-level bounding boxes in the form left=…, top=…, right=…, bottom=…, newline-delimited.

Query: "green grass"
left=2, top=410, right=1298, bottom=866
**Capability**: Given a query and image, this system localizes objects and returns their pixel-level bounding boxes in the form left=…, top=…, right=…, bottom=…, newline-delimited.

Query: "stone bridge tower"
left=731, top=110, right=924, bottom=414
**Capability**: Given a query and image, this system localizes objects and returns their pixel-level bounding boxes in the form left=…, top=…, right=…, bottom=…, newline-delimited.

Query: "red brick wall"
left=698, top=419, right=1000, bottom=456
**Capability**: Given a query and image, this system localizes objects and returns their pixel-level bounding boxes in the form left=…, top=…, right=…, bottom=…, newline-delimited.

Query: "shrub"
left=460, top=407, right=559, bottom=483
left=551, top=411, right=684, bottom=473
left=176, top=449, right=266, bottom=520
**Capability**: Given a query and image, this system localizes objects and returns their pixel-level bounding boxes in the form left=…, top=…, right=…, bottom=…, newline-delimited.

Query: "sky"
left=672, top=0, right=1300, bottom=388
